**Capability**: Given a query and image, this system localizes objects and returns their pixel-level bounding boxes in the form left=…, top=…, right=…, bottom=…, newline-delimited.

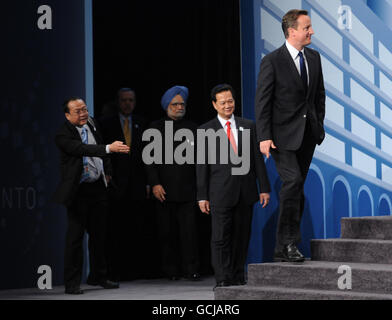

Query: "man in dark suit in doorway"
left=255, top=9, right=325, bottom=262
left=146, top=85, right=200, bottom=281
left=99, top=88, right=150, bottom=281
left=53, top=97, right=129, bottom=294
left=197, top=84, right=270, bottom=288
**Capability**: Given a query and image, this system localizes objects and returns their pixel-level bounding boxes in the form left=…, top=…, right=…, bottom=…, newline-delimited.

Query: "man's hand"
left=259, top=193, right=270, bottom=208
left=198, top=200, right=210, bottom=215
left=105, top=175, right=112, bottom=184
left=152, top=184, right=166, bottom=202
left=109, top=141, right=130, bottom=153
left=259, top=140, right=276, bottom=159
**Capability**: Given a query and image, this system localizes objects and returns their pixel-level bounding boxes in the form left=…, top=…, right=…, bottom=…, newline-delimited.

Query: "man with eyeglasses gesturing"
left=53, top=97, right=129, bottom=294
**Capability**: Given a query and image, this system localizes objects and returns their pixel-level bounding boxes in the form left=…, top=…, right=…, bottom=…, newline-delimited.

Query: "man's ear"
left=65, top=113, right=71, bottom=121
left=212, top=101, right=218, bottom=112
left=288, top=27, right=296, bottom=38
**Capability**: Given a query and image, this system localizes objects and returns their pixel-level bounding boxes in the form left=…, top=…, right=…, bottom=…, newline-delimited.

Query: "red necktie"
left=226, top=121, right=237, bottom=154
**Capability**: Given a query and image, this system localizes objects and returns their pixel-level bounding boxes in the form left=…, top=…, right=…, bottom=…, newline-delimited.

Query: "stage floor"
left=0, top=276, right=215, bottom=300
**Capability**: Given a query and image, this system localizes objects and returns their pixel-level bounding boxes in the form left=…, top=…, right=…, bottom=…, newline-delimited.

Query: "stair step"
left=214, top=285, right=392, bottom=300
left=227, top=216, right=392, bottom=300
left=311, top=238, right=392, bottom=264
left=341, top=216, right=392, bottom=240
left=247, top=261, right=392, bottom=294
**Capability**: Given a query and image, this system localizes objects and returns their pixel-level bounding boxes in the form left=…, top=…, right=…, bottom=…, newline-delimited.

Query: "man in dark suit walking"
left=99, top=88, right=151, bottom=281
left=197, top=84, right=270, bottom=288
left=146, top=85, right=200, bottom=281
left=53, top=97, right=129, bottom=294
left=255, top=9, right=325, bottom=262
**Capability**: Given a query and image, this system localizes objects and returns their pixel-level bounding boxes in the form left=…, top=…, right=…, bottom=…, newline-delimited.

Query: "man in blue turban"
left=160, top=85, right=189, bottom=111
left=146, top=85, right=201, bottom=281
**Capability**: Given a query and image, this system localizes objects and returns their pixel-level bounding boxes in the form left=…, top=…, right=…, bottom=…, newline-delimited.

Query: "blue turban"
left=161, top=85, right=189, bottom=110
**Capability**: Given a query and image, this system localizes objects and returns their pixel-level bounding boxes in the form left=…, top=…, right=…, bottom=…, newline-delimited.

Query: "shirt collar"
left=217, top=114, right=236, bottom=128
left=119, top=112, right=132, bottom=122
left=285, top=40, right=305, bottom=60
left=75, top=123, right=89, bottom=132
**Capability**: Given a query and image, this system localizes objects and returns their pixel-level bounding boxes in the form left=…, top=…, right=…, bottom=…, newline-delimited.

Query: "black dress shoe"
left=214, top=280, right=231, bottom=290
left=65, top=287, right=84, bottom=295
left=186, top=273, right=201, bottom=281
left=231, top=279, right=247, bottom=286
left=274, top=243, right=305, bottom=262
left=87, top=279, right=119, bottom=289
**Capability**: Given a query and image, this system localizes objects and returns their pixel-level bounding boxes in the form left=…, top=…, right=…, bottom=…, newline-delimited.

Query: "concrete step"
left=246, top=261, right=392, bottom=294
left=341, top=216, right=392, bottom=240
left=311, top=238, right=392, bottom=264
left=214, top=285, right=392, bottom=300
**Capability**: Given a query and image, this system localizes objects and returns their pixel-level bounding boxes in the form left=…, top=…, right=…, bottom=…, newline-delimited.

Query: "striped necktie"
left=80, top=126, right=89, bottom=182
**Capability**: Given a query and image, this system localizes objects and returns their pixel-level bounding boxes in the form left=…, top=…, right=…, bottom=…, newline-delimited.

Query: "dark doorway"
left=331, top=181, right=349, bottom=237
left=93, top=0, right=242, bottom=279
left=93, top=0, right=242, bottom=124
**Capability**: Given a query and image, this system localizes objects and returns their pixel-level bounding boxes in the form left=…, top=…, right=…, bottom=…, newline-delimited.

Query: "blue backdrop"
left=242, top=0, right=392, bottom=263
left=0, top=0, right=92, bottom=289
left=3, top=0, right=392, bottom=290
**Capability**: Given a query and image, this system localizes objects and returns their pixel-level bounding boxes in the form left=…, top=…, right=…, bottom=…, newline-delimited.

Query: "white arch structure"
left=332, top=175, right=353, bottom=218
left=309, top=164, right=327, bottom=239
left=379, top=193, right=392, bottom=216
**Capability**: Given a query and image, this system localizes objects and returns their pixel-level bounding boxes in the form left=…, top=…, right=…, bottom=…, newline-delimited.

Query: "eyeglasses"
left=72, top=107, right=88, bottom=115
left=170, top=102, right=186, bottom=108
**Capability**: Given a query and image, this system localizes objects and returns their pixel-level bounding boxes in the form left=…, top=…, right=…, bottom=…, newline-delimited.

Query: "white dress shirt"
left=285, top=40, right=309, bottom=85
left=217, top=114, right=238, bottom=145
left=198, top=114, right=238, bottom=203
left=119, top=112, right=132, bottom=132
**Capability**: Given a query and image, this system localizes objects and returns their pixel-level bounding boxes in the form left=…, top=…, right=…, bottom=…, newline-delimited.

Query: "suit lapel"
left=280, top=45, right=304, bottom=89
left=117, top=114, right=139, bottom=144
left=218, top=116, right=240, bottom=156
left=211, top=118, right=226, bottom=160
left=116, top=115, right=126, bottom=143
left=131, top=116, right=140, bottom=140
left=305, top=47, right=316, bottom=98
left=66, top=120, right=82, bottom=140
left=234, top=116, right=242, bottom=157
left=212, top=117, right=222, bottom=131
left=87, top=119, right=101, bottom=144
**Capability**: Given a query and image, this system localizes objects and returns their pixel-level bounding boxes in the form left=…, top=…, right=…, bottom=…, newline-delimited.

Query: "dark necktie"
left=298, top=51, right=308, bottom=91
